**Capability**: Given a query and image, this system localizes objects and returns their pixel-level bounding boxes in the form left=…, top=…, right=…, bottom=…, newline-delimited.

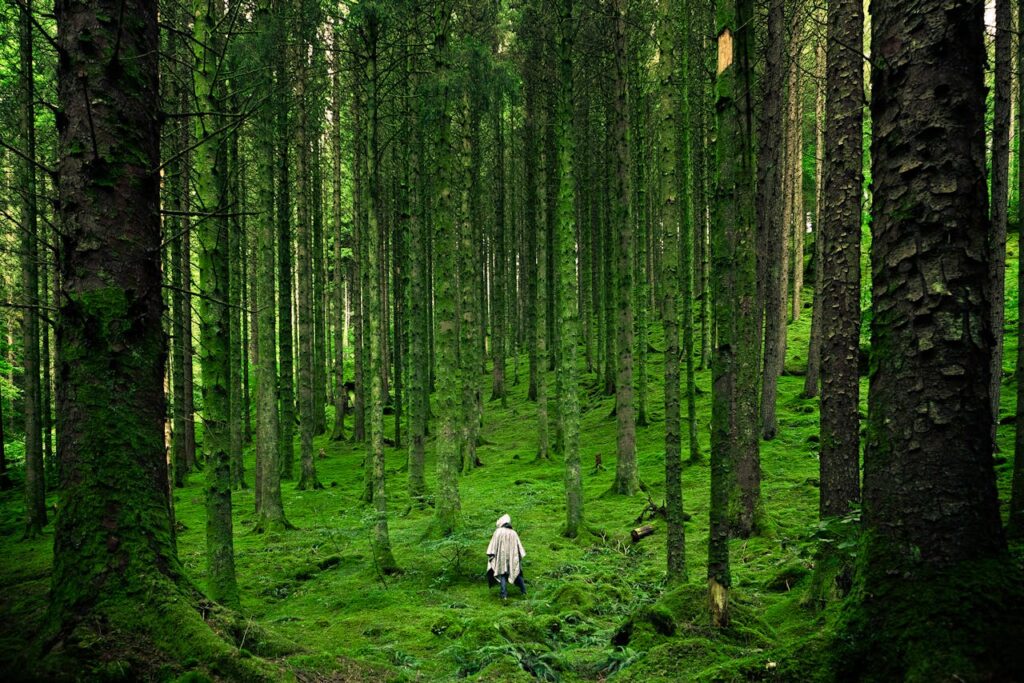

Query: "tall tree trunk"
left=845, top=0, right=1022, bottom=675
left=802, top=25, right=827, bottom=399
left=408, top=77, right=429, bottom=505
left=431, top=13, right=462, bottom=536
left=295, top=0, right=321, bottom=493
left=228, top=100, right=245, bottom=491
left=253, top=1, right=289, bottom=532
left=658, top=0, right=687, bottom=581
left=365, top=9, right=397, bottom=568
left=276, top=19, right=296, bottom=479
left=787, top=20, right=805, bottom=323
left=556, top=0, right=583, bottom=538
left=535, top=118, right=551, bottom=463
left=191, top=0, right=238, bottom=608
left=460, top=90, right=482, bottom=474
left=19, top=0, right=46, bottom=537
left=330, top=19, right=348, bottom=443
left=610, top=0, right=638, bottom=496
left=811, top=0, right=863, bottom=605
left=757, top=0, right=786, bottom=441
left=491, top=84, right=507, bottom=405
left=1012, top=0, right=1024, bottom=540
left=991, top=0, right=1012, bottom=446
left=710, top=0, right=760, bottom=625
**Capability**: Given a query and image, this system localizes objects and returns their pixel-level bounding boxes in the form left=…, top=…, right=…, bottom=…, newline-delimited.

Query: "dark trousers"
left=498, top=573, right=526, bottom=598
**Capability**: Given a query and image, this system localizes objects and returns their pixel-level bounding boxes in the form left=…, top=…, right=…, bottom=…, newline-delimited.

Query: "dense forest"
left=0, top=0, right=1022, bottom=679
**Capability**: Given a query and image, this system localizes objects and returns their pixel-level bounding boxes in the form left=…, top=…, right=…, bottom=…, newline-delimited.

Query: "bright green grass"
left=0, top=236, right=1021, bottom=681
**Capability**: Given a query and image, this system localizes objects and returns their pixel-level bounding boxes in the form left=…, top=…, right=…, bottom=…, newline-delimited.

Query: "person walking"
left=486, top=514, right=527, bottom=600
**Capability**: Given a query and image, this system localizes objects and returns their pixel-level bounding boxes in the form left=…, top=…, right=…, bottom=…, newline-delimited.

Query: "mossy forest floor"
left=1, top=239, right=1022, bottom=682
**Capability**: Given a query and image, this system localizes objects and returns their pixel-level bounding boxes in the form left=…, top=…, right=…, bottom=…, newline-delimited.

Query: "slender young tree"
left=295, top=0, right=322, bottom=493
left=228, top=105, right=245, bottom=491
left=19, top=0, right=46, bottom=538
left=990, top=0, right=1011, bottom=445
left=330, top=18, right=348, bottom=443
left=1013, top=0, right=1024, bottom=540
left=277, top=17, right=296, bottom=479
left=802, top=21, right=826, bottom=399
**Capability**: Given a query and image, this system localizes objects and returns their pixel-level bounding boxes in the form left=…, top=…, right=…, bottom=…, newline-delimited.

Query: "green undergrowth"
left=0, top=234, right=1022, bottom=680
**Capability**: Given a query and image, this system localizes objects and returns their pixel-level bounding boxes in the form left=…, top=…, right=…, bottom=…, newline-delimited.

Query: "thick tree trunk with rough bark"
left=841, top=0, right=1023, bottom=676
left=757, top=0, right=786, bottom=442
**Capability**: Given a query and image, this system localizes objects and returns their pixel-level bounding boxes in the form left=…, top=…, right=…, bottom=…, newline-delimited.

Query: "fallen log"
left=631, top=524, right=656, bottom=543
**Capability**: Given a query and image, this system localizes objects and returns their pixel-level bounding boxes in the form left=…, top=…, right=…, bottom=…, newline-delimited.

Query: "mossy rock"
left=496, top=613, right=549, bottom=645
left=468, top=658, right=533, bottom=682
left=459, top=618, right=503, bottom=650
left=596, top=581, right=632, bottom=605
left=656, top=582, right=777, bottom=646
left=610, top=637, right=739, bottom=682
left=764, top=561, right=811, bottom=592
left=429, top=613, right=466, bottom=639
left=558, top=609, right=586, bottom=625
left=534, top=614, right=562, bottom=636
left=612, top=603, right=676, bottom=650
left=549, top=582, right=596, bottom=613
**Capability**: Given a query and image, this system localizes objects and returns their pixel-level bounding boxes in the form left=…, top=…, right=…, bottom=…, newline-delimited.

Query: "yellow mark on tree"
left=717, top=29, right=733, bottom=75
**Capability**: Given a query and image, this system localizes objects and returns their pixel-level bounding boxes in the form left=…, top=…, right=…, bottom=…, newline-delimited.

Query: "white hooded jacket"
left=486, top=514, right=526, bottom=582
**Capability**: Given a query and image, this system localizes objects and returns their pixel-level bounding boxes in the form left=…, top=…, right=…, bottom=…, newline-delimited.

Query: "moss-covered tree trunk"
left=295, top=0, right=321, bottom=493
left=523, top=5, right=541, bottom=404
left=330, top=18, right=348, bottom=444
left=253, top=1, right=290, bottom=533
left=276, top=17, right=296, bottom=480
left=710, top=0, right=759, bottom=624
left=491, top=83, right=507, bottom=406
left=431, top=12, right=462, bottom=536
left=555, top=0, right=583, bottom=538
left=535, top=127, right=551, bottom=463
left=228, top=103, right=245, bottom=491
left=610, top=0, right=638, bottom=496
left=408, top=64, right=429, bottom=505
left=459, top=88, right=483, bottom=474
left=658, top=0, right=686, bottom=581
left=19, top=0, right=46, bottom=538
left=192, top=0, right=239, bottom=608
left=843, top=0, right=1023, bottom=675
left=49, top=3, right=276, bottom=673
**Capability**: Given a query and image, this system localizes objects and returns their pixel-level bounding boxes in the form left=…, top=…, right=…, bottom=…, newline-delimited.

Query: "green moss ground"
left=1, top=235, right=1022, bottom=681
